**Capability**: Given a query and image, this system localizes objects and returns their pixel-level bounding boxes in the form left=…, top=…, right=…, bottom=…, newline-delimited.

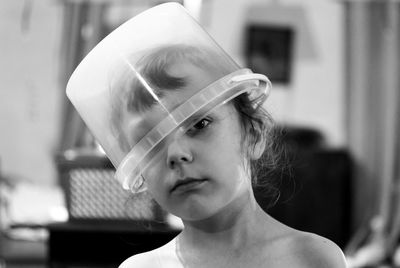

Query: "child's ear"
left=249, top=133, right=267, bottom=160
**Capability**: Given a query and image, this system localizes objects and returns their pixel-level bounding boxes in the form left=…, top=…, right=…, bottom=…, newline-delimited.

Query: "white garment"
left=119, top=238, right=184, bottom=268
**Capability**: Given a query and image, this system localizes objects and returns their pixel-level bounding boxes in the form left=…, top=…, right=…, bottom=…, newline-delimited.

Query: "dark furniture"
left=254, top=126, right=352, bottom=248
left=47, top=221, right=179, bottom=268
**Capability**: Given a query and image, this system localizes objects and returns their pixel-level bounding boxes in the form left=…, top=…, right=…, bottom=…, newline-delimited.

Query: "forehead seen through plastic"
left=121, top=62, right=220, bottom=147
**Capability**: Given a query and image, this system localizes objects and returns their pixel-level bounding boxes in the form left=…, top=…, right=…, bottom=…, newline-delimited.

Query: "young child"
left=66, top=3, right=347, bottom=268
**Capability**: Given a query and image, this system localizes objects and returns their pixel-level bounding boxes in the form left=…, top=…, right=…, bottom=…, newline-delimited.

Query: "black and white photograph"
left=0, top=0, right=399, bottom=267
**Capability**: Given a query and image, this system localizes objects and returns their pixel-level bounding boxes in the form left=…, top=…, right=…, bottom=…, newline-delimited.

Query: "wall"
left=205, top=0, right=345, bottom=147
left=0, top=1, right=63, bottom=184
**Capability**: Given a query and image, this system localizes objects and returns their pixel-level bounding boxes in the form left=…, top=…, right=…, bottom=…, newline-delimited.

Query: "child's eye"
left=193, top=118, right=211, bottom=129
left=186, top=117, right=212, bottom=135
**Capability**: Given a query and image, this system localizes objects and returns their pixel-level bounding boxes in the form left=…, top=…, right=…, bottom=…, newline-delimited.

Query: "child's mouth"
left=170, top=178, right=208, bottom=194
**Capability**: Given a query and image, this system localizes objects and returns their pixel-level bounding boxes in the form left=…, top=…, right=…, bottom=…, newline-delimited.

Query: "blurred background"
left=0, top=0, right=399, bottom=267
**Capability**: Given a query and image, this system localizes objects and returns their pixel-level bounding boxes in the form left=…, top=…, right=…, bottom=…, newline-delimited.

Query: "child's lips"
left=170, top=178, right=208, bottom=194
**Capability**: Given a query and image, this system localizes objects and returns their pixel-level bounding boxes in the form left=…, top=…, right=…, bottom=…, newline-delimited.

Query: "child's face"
left=143, top=103, right=252, bottom=221
left=124, top=63, right=256, bottom=221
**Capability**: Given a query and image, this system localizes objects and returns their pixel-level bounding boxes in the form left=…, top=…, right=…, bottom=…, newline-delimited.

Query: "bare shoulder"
left=119, top=238, right=180, bottom=268
left=119, top=251, right=157, bottom=268
left=286, top=231, right=347, bottom=268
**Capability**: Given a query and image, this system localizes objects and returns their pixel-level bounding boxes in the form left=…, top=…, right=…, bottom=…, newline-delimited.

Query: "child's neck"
left=179, top=189, right=268, bottom=251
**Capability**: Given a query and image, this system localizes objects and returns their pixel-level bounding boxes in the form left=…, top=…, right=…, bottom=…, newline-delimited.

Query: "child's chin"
left=177, top=206, right=223, bottom=222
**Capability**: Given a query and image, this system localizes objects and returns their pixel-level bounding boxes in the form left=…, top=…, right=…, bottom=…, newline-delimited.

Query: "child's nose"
left=166, top=136, right=193, bottom=169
